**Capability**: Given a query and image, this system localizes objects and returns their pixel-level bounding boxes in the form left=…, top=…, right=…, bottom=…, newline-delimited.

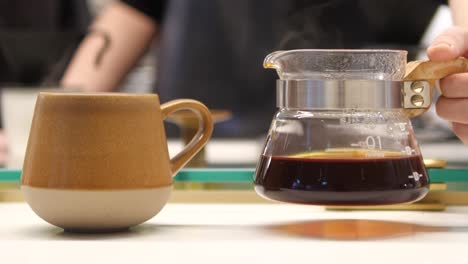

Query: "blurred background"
left=0, top=0, right=155, bottom=93
left=0, top=0, right=465, bottom=168
left=0, top=0, right=456, bottom=135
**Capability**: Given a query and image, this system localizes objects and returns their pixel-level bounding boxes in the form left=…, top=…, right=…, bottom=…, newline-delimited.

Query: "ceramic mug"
left=21, top=92, right=213, bottom=232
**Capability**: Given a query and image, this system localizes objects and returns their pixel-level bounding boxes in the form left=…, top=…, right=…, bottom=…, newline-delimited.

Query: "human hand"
left=427, top=26, right=468, bottom=144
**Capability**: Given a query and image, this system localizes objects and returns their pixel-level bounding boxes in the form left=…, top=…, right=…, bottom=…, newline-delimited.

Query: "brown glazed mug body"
left=21, top=92, right=213, bottom=232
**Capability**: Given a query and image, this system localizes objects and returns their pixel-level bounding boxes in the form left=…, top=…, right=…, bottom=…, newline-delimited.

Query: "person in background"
left=0, top=0, right=90, bottom=165
left=61, top=0, right=467, bottom=143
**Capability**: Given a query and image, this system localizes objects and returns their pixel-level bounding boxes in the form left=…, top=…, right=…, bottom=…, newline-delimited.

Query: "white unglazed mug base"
left=21, top=185, right=172, bottom=232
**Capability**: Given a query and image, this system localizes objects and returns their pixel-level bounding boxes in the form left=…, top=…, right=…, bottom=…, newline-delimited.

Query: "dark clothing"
left=0, top=0, right=89, bottom=30
left=122, top=0, right=447, bottom=138
left=0, top=0, right=90, bottom=129
left=0, top=0, right=90, bottom=85
left=121, top=0, right=167, bottom=23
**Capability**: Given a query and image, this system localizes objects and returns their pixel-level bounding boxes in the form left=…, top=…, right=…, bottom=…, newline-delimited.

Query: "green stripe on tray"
left=175, top=169, right=255, bottom=182
left=0, top=168, right=256, bottom=183
left=1, top=168, right=467, bottom=183
left=426, top=168, right=468, bottom=182
left=0, top=170, right=22, bottom=182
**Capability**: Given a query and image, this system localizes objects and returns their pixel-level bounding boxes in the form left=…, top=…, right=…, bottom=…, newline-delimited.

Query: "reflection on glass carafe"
left=254, top=49, right=468, bottom=206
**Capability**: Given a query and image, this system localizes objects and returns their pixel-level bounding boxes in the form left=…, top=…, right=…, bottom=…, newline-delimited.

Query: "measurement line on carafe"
left=402, top=146, right=416, bottom=155
left=408, top=172, right=422, bottom=181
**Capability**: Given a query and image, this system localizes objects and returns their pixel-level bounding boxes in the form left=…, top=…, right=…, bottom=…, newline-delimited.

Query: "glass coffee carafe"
left=254, top=49, right=468, bottom=206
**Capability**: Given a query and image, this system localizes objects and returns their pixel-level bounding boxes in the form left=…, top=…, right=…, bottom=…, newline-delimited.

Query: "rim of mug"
left=39, top=91, right=158, bottom=97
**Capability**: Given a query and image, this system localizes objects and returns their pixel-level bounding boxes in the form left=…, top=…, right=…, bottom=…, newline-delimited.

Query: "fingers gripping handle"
left=161, top=100, right=213, bottom=175
left=404, top=57, right=468, bottom=117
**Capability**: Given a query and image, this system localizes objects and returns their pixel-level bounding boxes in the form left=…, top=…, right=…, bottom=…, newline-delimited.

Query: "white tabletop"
left=1, top=203, right=468, bottom=263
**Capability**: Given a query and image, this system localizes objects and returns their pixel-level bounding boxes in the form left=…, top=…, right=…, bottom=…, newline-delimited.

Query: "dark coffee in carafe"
left=254, top=151, right=429, bottom=205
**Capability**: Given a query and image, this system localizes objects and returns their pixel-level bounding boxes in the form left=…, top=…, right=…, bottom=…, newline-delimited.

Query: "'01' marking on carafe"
left=350, top=136, right=382, bottom=150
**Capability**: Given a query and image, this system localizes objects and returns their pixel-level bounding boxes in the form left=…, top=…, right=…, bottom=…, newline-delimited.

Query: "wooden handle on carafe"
left=404, top=57, right=468, bottom=117
left=405, top=57, right=468, bottom=80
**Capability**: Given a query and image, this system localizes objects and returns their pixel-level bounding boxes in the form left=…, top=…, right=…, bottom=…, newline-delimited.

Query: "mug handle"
left=161, top=99, right=214, bottom=175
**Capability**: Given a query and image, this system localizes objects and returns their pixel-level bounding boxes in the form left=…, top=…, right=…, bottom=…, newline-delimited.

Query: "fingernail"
left=430, top=42, right=453, bottom=50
